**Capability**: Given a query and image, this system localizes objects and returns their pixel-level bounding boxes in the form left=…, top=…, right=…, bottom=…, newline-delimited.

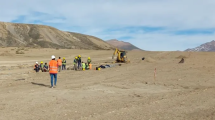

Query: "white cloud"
left=0, top=0, right=215, bottom=50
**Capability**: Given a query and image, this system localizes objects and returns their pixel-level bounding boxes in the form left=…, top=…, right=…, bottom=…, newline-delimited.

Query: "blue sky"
left=1, top=0, right=215, bottom=51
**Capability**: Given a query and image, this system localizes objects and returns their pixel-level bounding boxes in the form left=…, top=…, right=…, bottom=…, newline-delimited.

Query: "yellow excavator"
left=112, top=48, right=130, bottom=63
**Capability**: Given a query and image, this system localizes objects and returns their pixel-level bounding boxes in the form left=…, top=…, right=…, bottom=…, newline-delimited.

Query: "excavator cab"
left=112, top=48, right=130, bottom=63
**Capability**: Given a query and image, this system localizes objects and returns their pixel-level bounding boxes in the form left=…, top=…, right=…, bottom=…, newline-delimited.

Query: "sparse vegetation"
left=16, top=50, right=25, bottom=54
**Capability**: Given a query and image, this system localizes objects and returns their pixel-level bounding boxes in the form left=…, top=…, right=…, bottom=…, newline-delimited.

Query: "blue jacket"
left=78, top=57, right=81, bottom=63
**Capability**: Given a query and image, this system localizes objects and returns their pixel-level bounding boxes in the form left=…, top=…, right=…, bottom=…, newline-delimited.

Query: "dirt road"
left=0, top=48, right=215, bottom=120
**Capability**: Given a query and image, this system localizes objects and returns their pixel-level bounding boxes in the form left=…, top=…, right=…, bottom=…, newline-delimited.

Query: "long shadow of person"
left=31, top=82, right=50, bottom=87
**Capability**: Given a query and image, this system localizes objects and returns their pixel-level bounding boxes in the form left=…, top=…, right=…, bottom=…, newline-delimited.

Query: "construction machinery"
left=112, top=48, right=130, bottom=63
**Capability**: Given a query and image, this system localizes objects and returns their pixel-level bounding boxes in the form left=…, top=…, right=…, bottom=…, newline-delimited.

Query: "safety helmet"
left=51, top=55, right=55, bottom=59
left=88, top=57, right=90, bottom=59
left=41, top=61, right=43, bottom=63
left=36, top=62, right=38, bottom=64
left=78, top=55, right=81, bottom=57
left=75, top=57, right=78, bottom=59
left=63, top=57, right=65, bottom=59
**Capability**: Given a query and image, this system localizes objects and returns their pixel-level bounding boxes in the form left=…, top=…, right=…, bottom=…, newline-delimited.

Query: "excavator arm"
left=112, top=48, right=118, bottom=59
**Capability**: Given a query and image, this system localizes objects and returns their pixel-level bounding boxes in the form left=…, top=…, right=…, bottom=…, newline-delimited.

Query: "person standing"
left=77, top=55, right=81, bottom=69
left=62, top=57, right=66, bottom=70
left=87, top=57, right=91, bottom=65
left=73, top=57, right=78, bottom=70
left=57, top=57, right=62, bottom=72
left=49, top=55, right=58, bottom=88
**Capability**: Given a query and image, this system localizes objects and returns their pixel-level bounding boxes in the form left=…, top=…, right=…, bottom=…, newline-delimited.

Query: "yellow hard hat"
left=41, top=61, right=43, bottom=63
left=78, top=55, right=81, bottom=57
left=75, top=57, right=77, bottom=59
left=88, top=57, right=90, bottom=59
left=63, top=57, right=65, bottom=59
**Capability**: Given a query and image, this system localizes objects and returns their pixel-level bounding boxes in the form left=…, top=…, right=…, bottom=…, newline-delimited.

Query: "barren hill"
left=106, top=39, right=142, bottom=51
left=185, top=40, right=215, bottom=52
left=0, top=22, right=114, bottom=50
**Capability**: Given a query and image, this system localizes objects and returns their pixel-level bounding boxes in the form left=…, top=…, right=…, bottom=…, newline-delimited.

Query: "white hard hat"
left=36, top=62, right=38, bottom=64
left=51, top=55, right=55, bottom=59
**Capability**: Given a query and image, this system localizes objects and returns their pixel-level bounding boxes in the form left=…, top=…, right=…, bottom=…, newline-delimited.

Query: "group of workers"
left=33, top=55, right=92, bottom=88
left=34, top=55, right=92, bottom=72
left=73, top=55, right=92, bottom=70
left=34, top=57, right=66, bottom=72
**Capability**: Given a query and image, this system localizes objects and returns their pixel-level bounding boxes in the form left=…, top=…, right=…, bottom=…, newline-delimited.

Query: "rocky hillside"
left=106, top=39, right=142, bottom=51
left=185, top=40, right=215, bottom=52
left=0, top=22, right=114, bottom=50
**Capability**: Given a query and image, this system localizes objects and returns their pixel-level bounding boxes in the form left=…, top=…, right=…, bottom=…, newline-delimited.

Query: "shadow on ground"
left=31, top=82, right=50, bottom=87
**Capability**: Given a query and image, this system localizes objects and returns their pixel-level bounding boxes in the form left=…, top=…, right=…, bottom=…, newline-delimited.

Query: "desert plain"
left=0, top=47, right=214, bottom=120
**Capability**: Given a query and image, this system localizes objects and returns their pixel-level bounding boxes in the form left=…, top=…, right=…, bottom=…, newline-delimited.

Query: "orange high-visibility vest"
left=49, top=60, right=58, bottom=74
left=89, top=64, right=92, bottom=70
left=57, top=59, right=62, bottom=66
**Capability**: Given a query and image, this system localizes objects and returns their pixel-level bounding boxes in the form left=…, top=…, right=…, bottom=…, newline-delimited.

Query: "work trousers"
left=74, top=64, right=77, bottom=70
left=58, top=66, right=61, bottom=72
left=78, top=62, right=81, bottom=69
left=62, top=65, right=66, bottom=70
left=34, top=68, right=40, bottom=72
left=50, top=73, right=57, bottom=87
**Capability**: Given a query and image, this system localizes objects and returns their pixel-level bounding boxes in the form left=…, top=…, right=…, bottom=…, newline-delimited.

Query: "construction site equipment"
left=112, top=48, right=130, bottom=63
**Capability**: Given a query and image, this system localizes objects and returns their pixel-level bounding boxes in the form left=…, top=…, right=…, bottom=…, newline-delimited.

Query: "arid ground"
left=0, top=47, right=215, bottom=120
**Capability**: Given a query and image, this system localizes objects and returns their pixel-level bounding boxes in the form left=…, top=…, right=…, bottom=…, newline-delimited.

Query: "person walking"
left=57, top=57, right=62, bottom=72
left=49, top=55, right=58, bottom=88
left=62, top=57, right=66, bottom=70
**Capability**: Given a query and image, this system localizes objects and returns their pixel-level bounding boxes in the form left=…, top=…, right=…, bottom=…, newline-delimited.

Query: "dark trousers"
left=78, top=62, right=81, bottom=69
left=62, top=65, right=66, bottom=70
left=34, top=68, right=40, bottom=72
left=50, top=73, right=57, bottom=87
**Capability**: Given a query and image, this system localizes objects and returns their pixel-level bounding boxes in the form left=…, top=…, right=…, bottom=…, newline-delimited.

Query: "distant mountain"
left=106, top=39, right=142, bottom=51
left=0, top=22, right=114, bottom=50
left=185, top=40, right=215, bottom=52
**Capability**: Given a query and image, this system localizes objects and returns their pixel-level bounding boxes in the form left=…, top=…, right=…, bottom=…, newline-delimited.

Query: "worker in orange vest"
left=57, top=57, right=62, bottom=72
left=49, top=55, right=58, bottom=88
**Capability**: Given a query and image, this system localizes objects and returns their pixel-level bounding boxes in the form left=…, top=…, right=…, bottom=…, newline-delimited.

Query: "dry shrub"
left=16, top=50, right=25, bottom=54
left=0, top=51, right=13, bottom=56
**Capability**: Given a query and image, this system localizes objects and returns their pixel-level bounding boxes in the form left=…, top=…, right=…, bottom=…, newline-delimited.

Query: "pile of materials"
left=95, top=63, right=120, bottom=70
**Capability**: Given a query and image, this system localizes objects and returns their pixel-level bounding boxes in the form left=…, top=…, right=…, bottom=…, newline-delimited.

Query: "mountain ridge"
left=106, top=39, right=142, bottom=51
left=185, top=40, right=215, bottom=52
left=0, top=22, right=114, bottom=50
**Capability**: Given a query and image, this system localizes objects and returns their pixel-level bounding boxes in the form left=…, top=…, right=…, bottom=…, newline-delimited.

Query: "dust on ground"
left=0, top=48, right=215, bottom=120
